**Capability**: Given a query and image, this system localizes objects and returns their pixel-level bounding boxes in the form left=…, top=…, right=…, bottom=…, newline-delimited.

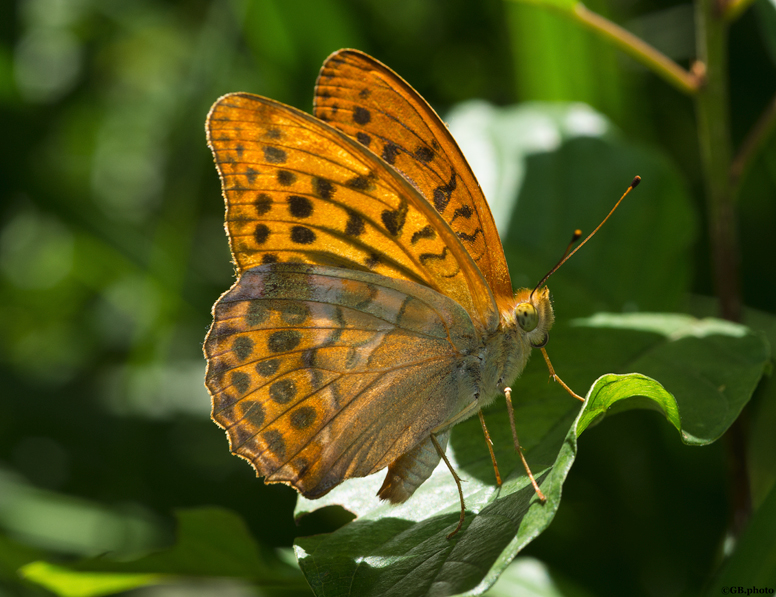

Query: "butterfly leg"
left=503, top=387, right=547, bottom=502
left=430, top=433, right=466, bottom=539
left=477, top=409, right=502, bottom=486
left=540, top=347, right=584, bottom=402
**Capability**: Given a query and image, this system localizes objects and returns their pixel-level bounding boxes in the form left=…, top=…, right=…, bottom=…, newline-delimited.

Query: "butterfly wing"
left=313, top=49, right=514, bottom=308
left=207, top=92, right=499, bottom=332
left=205, top=263, right=481, bottom=498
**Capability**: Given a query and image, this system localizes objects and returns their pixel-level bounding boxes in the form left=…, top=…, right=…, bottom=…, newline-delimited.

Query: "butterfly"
left=204, top=49, right=579, bottom=537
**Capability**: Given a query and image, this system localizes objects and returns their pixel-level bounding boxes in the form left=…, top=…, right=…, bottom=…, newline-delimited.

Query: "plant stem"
left=694, top=0, right=751, bottom=535
left=507, top=0, right=701, bottom=95
left=572, top=4, right=701, bottom=95
left=694, top=0, right=741, bottom=323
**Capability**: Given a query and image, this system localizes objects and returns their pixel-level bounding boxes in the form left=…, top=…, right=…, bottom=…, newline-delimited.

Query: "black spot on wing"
left=207, top=360, right=229, bottom=384
left=291, top=406, right=316, bottom=429
left=246, top=167, right=258, bottom=185
left=414, top=146, right=435, bottom=162
left=233, top=336, right=254, bottom=360
left=411, top=225, right=436, bottom=244
left=254, top=194, right=272, bottom=216
left=290, top=226, right=315, bottom=244
left=451, top=204, right=473, bottom=222
left=270, top=379, right=296, bottom=404
left=457, top=229, right=482, bottom=243
left=277, top=170, right=296, bottom=186
left=287, top=195, right=313, bottom=218
left=279, top=301, right=309, bottom=325
left=433, top=171, right=457, bottom=213
left=256, top=359, right=280, bottom=377
left=356, top=132, right=371, bottom=147
left=268, top=330, right=301, bottom=353
left=381, top=205, right=407, bottom=237
left=345, top=210, right=365, bottom=237
left=263, top=429, right=286, bottom=459
left=365, top=253, right=380, bottom=269
left=345, top=174, right=376, bottom=192
left=419, top=246, right=449, bottom=265
left=254, top=224, right=270, bottom=245
left=246, top=300, right=269, bottom=326
left=263, top=146, right=287, bottom=164
left=382, top=142, right=399, bottom=165
left=244, top=401, right=265, bottom=427
left=313, top=177, right=335, bottom=200
left=231, top=371, right=250, bottom=394
left=353, top=106, right=371, bottom=125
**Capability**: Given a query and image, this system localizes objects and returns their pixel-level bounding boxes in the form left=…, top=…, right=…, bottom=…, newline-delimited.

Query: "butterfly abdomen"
left=377, top=431, right=451, bottom=503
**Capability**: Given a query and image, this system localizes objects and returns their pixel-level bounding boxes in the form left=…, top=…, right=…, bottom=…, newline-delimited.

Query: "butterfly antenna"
left=530, top=176, right=641, bottom=299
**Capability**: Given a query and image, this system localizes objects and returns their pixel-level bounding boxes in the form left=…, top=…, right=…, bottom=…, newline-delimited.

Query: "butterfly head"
left=510, top=286, right=555, bottom=349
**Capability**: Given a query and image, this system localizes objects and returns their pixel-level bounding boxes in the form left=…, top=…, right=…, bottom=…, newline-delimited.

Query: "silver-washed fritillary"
left=204, top=49, right=577, bottom=537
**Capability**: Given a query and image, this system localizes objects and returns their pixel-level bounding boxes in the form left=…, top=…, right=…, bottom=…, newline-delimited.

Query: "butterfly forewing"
left=207, top=93, right=499, bottom=332
left=205, top=263, right=481, bottom=498
left=313, top=49, right=514, bottom=307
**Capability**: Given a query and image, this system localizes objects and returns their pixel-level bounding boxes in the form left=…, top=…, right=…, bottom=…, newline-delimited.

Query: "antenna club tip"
left=572, top=229, right=582, bottom=240
left=631, top=175, right=641, bottom=188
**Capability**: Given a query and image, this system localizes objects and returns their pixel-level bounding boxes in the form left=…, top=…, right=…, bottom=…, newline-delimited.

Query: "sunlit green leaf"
left=19, top=561, right=162, bottom=597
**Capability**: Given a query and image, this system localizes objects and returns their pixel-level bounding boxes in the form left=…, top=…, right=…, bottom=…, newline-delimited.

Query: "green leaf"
left=571, top=313, right=769, bottom=444
left=294, top=314, right=768, bottom=597
left=689, top=296, right=776, bottom=507
left=20, top=508, right=308, bottom=596
left=19, top=561, right=162, bottom=597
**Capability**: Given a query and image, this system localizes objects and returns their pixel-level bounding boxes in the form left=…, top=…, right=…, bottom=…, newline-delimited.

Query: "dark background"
left=1, top=0, right=774, bottom=595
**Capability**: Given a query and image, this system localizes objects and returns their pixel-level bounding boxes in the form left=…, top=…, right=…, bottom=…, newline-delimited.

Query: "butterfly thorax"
left=478, top=286, right=555, bottom=407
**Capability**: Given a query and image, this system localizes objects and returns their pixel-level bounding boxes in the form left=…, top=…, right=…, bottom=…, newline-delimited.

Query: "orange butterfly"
left=204, top=49, right=608, bottom=537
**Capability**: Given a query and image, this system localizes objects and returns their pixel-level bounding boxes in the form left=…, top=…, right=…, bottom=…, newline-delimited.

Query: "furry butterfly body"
left=204, top=50, right=554, bottom=510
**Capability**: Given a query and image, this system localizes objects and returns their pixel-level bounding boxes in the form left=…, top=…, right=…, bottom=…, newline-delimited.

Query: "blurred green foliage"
left=0, top=0, right=774, bottom=595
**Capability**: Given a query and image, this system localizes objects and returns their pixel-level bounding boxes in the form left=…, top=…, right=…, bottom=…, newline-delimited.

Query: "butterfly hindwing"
left=206, top=92, right=499, bottom=332
left=205, top=263, right=482, bottom=498
left=314, top=49, right=514, bottom=307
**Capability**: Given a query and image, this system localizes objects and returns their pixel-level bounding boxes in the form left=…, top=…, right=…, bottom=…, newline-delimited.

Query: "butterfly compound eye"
left=516, top=303, right=539, bottom=332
